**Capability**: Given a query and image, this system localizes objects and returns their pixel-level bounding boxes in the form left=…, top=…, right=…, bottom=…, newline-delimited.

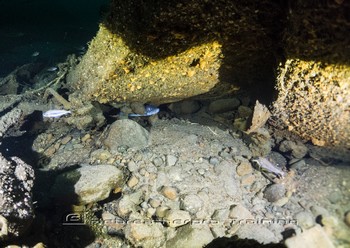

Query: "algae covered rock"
left=273, top=1, right=350, bottom=150
left=68, top=0, right=284, bottom=104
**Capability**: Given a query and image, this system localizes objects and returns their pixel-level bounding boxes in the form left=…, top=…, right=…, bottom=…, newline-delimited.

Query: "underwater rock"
left=0, top=108, right=22, bottom=138
left=0, top=154, right=35, bottom=240
left=207, top=98, right=240, bottom=114
left=124, top=212, right=166, bottom=248
left=50, top=164, right=124, bottom=205
left=166, top=224, right=214, bottom=248
left=102, top=119, right=150, bottom=152
left=168, top=100, right=201, bottom=115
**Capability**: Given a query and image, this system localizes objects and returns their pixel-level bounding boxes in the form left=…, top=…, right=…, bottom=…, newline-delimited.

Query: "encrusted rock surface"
left=0, top=155, right=35, bottom=240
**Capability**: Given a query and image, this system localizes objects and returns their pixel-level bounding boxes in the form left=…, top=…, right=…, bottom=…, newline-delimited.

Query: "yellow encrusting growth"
left=273, top=59, right=350, bottom=148
left=69, top=25, right=224, bottom=104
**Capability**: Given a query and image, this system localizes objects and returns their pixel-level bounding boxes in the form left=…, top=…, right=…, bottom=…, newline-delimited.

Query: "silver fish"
left=47, top=66, right=58, bottom=72
left=128, top=104, right=159, bottom=117
left=251, top=157, right=285, bottom=178
left=43, top=110, right=71, bottom=118
left=32, top=51, right=40, bottom=57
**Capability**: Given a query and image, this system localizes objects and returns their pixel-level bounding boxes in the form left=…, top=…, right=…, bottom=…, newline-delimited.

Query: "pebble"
left=279, top=140, right=308, bottom=159
left=168, top=100, right=201, bottom=114
left=127, top=161, right=138, bottom=172
left=229, top=205, right=253, bottom=220
left=180, top=194, right=203, bottom=214
left=117, top=191, right=143, bottom=217
left=124, top=213, right=165, bottom=247
left=263, top=184, right=286, bottom=203
left=237, top=105, right=252, bottom=118
left=166, top=224, right=214, bottom=247
left=327, top=190, right=342, bottom=204
left=241, top=174, right=255, bottom=186
left=81, top=133, right=91, bottom=142
left=146, top=207, right=156, bottom=218
left=310, top=205, right=330, bottom=217
left=236, top=161, right=253, bottom=176
left=127, top=176, right=139, bottom=188
left=149, top=198, right=162, bottom=208
left=211, top=209, right=229, bottom=222
left=294, top=211, right=315, bottom=229
left=209, top=156, right=220, bottom=166
left=289, top=159, right=306, bottom=171
left=166, top=154, right=178, bottom=166
left=61, top=135, right=72, bottom=145
left=153, top=157, right=164, bottom=167
left=207, top=98, right=240, bottom=114
left=161, top=186, right=178, bottom=200
left=156, top=206, right=170, bottom=218
left=344, top=211, right=350, bottom=227
left=165, top=210, right=191, bottom=228
left=45, top=146, right=56, bottom=157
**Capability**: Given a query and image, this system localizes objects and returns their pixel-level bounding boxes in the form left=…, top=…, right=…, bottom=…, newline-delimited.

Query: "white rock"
left=51, top=164, right=124, bottom=205
left=165, top=210, right=191, bottom=228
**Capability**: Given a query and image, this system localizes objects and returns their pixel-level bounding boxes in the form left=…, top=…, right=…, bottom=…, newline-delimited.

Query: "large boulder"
left=67, top=0, right=283, bottom=104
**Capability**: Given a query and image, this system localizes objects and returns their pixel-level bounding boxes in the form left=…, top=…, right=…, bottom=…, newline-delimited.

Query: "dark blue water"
left=0, top=0, right=109, bottom=77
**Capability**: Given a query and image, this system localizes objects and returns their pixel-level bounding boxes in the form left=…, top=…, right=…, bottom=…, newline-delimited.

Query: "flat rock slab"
left=51, top=164, right=124, bottom=205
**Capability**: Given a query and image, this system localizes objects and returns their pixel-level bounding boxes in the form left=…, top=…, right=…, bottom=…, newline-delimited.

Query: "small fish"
left=47, top=66, right=58, bottom=72
left=128, top=104, right=159, bottom=117
left=32, top=51, right=40, bottom=57
left=251, top=157, right=285, bottom=178
left=43, top=109, right=71, bottom=118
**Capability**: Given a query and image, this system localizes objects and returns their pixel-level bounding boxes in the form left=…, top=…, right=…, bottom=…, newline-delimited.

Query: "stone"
left=212, top=209, right=230, bottom=222
left=166, top=224, right=214, bottom=248
left=124, top=213, right=165, bottom=248
left=0, top=155, right=34, bottom=240
left=149, top=198, right=162, bottom=208
left=229, top=205, right=254, bottom=220
left=156, top=206, right=170, bottom=218
left=165, top=210, right=191, bottom=228
left=117, top=191, right=143, bottom=217
left=345, top=211, right=350, bottom=227
left=263, top=184, right=286, bottom=203
left=289, top=159, right=306, bottom=171
left=207, top=98, right=240, bottom=114
left=237, top=105, right=253, bottom=118
left=51, top=164, right=124, bottom=205
left=327, top=191, right=342, bottom=204
left=166, top=155, right=178, bottom=166
left=180, top=194, right=203, bottom=214
left=285, top=224, right=335, bottom=248
left=168, top=100, right=201, bottom=114
left=241, top=174, right=256, bottom=186
left=209, top=156, right=220, bottom=166
left=279, top=140, right=308, bottom=159
left=153, top=157, right=164, bottom=167
left=127, top=176, right=139, bottom=188
left=236, top=161, right=253, bottom=176
left=161, top=186, right=178, bottom=200
left=236, top=225, right=279, bottom=244
left=103, top=119, right=149, bottom=152
left=60, top=135, right=72, bottom=145
left=294, top=211, right=315, bottom=230
left=127, top=161, right=138, bottom=172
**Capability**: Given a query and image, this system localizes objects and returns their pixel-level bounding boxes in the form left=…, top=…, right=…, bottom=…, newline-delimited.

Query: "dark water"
left=0, top=0, right=110, bottom=77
